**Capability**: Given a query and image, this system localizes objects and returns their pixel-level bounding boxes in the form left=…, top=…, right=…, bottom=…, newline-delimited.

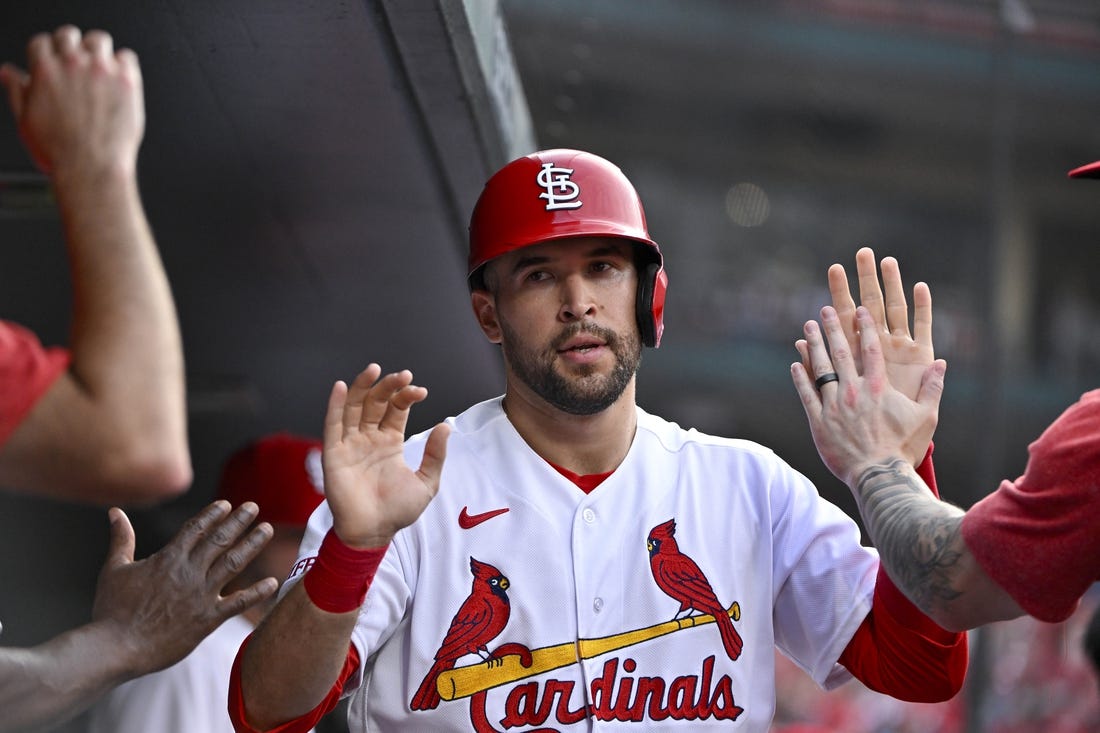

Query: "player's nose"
left=558, top=273, right=597, bottom=322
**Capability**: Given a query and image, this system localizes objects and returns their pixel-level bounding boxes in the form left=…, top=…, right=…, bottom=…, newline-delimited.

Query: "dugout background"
left=1, top=1, right=1098, bottom=731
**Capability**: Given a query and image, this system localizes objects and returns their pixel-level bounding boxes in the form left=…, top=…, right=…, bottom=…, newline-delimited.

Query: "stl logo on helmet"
left=536, top=162, right=583, bottom=210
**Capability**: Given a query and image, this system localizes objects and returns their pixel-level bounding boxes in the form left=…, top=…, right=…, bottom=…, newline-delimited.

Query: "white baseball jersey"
left=286, top=397, right=877, bottom=732
left=87, top=615, right=311, bottom=733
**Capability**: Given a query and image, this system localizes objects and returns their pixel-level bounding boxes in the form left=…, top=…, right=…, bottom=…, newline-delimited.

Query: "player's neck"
left=502, top=382, right=637, bottom=476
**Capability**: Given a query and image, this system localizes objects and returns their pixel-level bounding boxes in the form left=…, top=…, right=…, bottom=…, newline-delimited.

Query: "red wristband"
left=915, top=442, right=939, bottom=499
left=302, top=529, right=388, bottom=614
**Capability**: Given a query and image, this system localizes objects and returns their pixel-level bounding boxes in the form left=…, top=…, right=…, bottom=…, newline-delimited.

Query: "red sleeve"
left=838, top=445, right=969, bottom=702
left=961, top=390, right=1100, bottom=622
left=228, top=632, right=362, bottom=733
left=0, top=321, right=69, bottom=446
left=839, top=567, right=968, bottom=701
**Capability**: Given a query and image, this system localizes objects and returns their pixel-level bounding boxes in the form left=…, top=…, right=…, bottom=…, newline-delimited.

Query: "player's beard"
left=500, top=320, right=641, bottom=416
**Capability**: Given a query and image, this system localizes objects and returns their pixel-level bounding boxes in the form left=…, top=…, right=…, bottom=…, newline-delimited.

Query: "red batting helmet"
left=1069, top=159, right=1100, bottom=179
left=216, top=433, right=325, bottom=527
left=468, top=149, right=668, bottom=348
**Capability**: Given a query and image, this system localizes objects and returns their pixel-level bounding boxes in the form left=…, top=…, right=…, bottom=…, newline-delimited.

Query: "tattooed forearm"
left=854, top=458, right=967, bottom=617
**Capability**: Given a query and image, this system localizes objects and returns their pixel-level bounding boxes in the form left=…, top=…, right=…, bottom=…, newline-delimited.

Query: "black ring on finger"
left=814, top=372, right=839, bottom=390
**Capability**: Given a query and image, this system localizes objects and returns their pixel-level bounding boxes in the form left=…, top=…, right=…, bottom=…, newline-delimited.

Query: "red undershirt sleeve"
left=837, top=444, right=969, bottom=702
left=228, top=633, right=362, bottom=733
left=0, top=321, right=70, bottom=446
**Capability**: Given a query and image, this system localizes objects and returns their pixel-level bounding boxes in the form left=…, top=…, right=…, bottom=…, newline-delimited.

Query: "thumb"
left=103, top=507, right=136, bottom=570
left=416, top=422, right=451, bottom=492
left=0, top=63, right=28, bottom=121
left=917, top=359, right=947, bottom=410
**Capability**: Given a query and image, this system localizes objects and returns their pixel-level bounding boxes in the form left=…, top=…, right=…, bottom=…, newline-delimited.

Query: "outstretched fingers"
left=791, top=355, right=822, bottom=420
left=792, top=308, right=847, bottom=420
left=218, top=576, right=279, bottom=619
left=342, top=365, right=382, bottom=434
left=382, top=377, right=425, bottom=417
left=167, top=500, right=232, bottom=555
left=370, top=371, right=426, bottom=436
left=324, top=379, right=350, bottom=450
left=417, top=422, right=452, bottom=490
left=204, top=518, right=275, bottom=593
left=855, top=247, right=887, bottom=331
left=325, top=364, right=430, bottom=443
left=855, top=306, right=888, bottom=386
left=818, top=306, right=857, bottom=384
left=189, top=501, right=263, bottom=568
left=357, top=370, right=407, bottom=428
left=918, top=359, right=947, bottom=412
left=101, top=507, right=136, bottom=572
left=880, top=256, right=911, bottom=337
left=912, top=281, right=933, bottom=349
left=828, top=262, right=858, bottom=348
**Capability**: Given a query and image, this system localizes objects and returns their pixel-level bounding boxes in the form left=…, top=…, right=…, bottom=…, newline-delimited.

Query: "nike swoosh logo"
left=458, top=506, right=509, bottom=529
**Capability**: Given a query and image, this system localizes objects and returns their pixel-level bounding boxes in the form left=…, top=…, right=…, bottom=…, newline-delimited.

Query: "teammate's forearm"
left=54, top=165, right=191, bottom=498
left=851, top=458, right=1028, bottom=630
left=241, top=582, right=360, bottom=730
left=849, top=458, right=968, bottom=622
left=0, top=621, right=137, bottom=732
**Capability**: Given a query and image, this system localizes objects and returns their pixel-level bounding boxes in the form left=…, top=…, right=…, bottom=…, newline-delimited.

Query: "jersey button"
left=582, top=508, right=596, bottom=523
left=593, top=597, right=604, bottom=613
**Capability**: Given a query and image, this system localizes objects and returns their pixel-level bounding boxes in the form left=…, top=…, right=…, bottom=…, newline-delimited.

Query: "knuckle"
left=830, top=344, right=852, bottom=362
left=221, top=548, right=247, bottom=575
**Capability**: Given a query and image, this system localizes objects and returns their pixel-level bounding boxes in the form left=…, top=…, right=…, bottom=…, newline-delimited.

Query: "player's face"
left=476, top=237, right=642, bottom=416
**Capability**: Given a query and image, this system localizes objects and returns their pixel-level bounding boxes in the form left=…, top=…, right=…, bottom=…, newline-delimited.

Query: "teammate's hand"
left=798, top=247, right=933, bottom=405
left=322, top=364, right=451, bottom=549
left=91, top=501, right=277, bottom=677
left=792, top=305, right=945, bottom=486
left=0, top=26, right=144, bottom=178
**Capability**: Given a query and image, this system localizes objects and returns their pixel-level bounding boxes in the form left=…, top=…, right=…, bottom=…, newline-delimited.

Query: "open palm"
left=322, top=365, right=450, bottom=549
left=827, top=248, right=933, bottom=402
left=797, top=248, right=936, bottom=465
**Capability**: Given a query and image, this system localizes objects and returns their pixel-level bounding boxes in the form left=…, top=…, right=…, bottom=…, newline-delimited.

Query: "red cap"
left=468, top=149, right=660, bottom=277
left=216, top=433, right=325, bottom=527
left=1068, top=160, right=1100, bottom=179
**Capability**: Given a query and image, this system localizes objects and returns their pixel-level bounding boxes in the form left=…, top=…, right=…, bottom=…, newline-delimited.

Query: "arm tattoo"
left=854, top=459, right=966, bottom=616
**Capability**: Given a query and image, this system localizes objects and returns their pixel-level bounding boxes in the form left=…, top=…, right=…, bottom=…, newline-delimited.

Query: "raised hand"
left=799, top=247, right=933, bottom=403
left=0, top=26, right=143, bottom=177
left=91, top=501, right=277, bottom=677
left=322, top=364, right=451, bottom=549
left=792, top=306, right=945, bottom=481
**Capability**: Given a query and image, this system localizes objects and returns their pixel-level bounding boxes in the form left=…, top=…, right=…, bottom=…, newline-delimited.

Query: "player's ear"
left=470, top=290, right=502, bottom=344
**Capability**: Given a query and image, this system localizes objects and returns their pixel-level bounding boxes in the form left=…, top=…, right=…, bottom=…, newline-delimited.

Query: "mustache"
left=551, top=323, right=619, bottom=352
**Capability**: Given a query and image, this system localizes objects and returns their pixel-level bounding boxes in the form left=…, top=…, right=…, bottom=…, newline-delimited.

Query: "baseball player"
left=231, top=150, right=967, bottom=732
left=792, top=158, right=1100, bottom=633
left=89, top=434, right=327, bottom=733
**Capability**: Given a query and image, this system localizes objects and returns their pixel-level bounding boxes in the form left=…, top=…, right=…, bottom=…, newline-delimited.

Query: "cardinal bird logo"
left=647, top=518, right=743, bottom=661
left=410, top=557, right=511, bottom=711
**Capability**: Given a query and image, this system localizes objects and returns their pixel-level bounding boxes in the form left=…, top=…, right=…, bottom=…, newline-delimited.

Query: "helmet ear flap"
left=637, top=261, right=667, bottom=348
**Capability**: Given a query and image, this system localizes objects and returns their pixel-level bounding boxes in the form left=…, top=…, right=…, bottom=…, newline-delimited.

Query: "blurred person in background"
left=0, top=27, right=278, bottom=732
left=89, top=434, right=329, bottom=733
left=0, top=25, right=190, bottom=504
